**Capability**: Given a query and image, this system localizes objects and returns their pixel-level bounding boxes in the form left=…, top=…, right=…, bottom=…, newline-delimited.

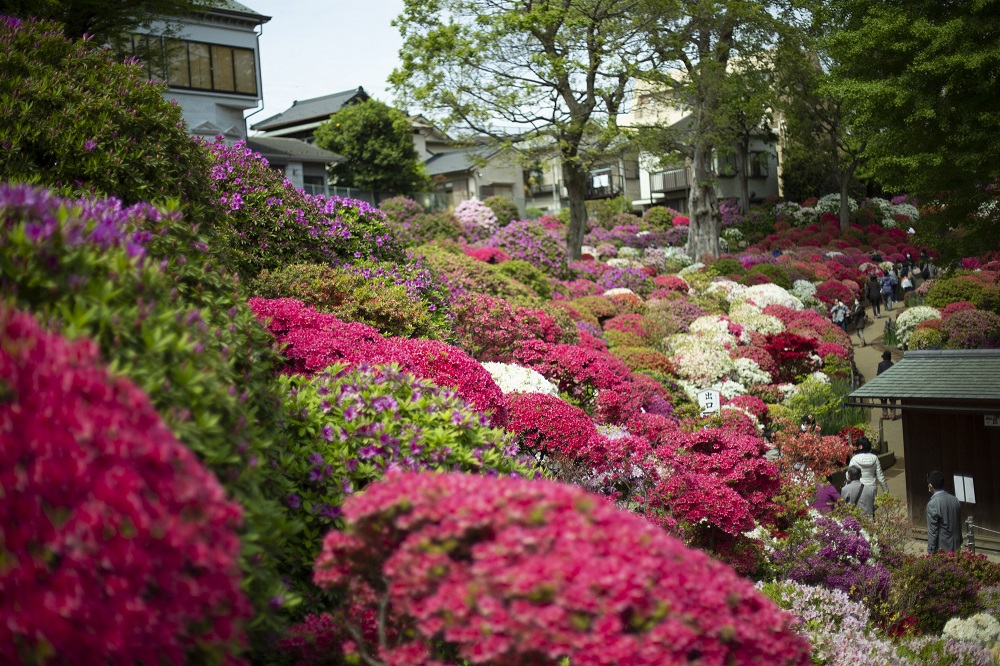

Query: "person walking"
left=830, top=298, right=848, bottom=332
left=926, top=470, right=963, bottom=553
left=877, top=350, right=896, bottom=419
left=849, top=437, right=889, bottom=501
left=841, top=465, right=876, bottom=517
left=879, top=272, right=896, bottom=312
left=851, top=297, right=867, bottom=346
left=866, top=273, right=882, bottom=318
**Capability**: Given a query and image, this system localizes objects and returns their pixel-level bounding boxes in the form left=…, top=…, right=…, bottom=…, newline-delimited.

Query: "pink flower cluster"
left=0, top=308, right=249, bottom=664
left=311, top=472, right=811, bottom=666
left=451, top=292, right=563, bottom=362
left=463, top=245, right=510, bottom=264
left=512, top=340, right=632, bottom=408
left=250, top=298, right=508, bottom=425
left=506, top=392, right=599, bottom=458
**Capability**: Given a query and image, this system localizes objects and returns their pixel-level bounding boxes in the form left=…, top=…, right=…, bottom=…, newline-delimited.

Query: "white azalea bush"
left=790, top=280, right=817, bottom=302
left=604, top=257, right=634, bottom=269
left=895, top=306, right=941, bottom=348
left=703, top=278, right=747, bottom=302
left=817, top=194, right=858, bottom=215
left=602, top=287, right=636, bottom=298
left=617, top=246, right=641, bottom=259
left=481, top=362, right=559, bottom=396
left=732, top=283, right=803, bottom=311
left=678, top=261, right=705, bottom=276
left=669, top=338, right=736, bottom=386
left=943, top=613, right=1000, bottom=646
left=729, top=302, right=785, bottom=336
left=732, top=357, right=772, bottom=387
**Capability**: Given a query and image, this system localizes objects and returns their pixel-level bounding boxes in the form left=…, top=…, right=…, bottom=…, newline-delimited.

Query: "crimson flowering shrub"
left=729, top=344, right=779, bottom=377
left=764, top=332, right=821, bottom=383
left=251, top=298, right=508, bottom=425
left=652, top=274, right=690, bottom=292
left=941, top=301, right=977, bottom=320
left=603, top=313, right=650, bottom=340
left=450, top=293, right=563, bottom=362
left=204, top=139, right=405, bottom=281
left=512, top=340, right=632, bottom=410
left=485, top=218, right=570, bottom=278
left=594, top=374, right=673, bottom=425
left=267, top=365, right=537, bottom=615
left=577, top=328, right=609, bottom=352
left=772, top=423, right=853, bottom=478
left=941, top=309, right=1000, bottom=349
left=311, top=472, right=811, bottom=666
left=726, top=395, right=769, bottom=422
left=505, top=392, right=599, bottom=460
left=463, top=245, right=510, bottom=263
left=0, top=308, right=249, bottom=664
left=814, top=278, right=856, bottom=305
left=555, top=277, right=602, bottom=299
left=607, top=291, right=646, bottom=314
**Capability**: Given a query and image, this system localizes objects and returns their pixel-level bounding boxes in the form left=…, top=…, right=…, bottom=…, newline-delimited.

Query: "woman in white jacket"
left=848, top=437, right=889, bottom=496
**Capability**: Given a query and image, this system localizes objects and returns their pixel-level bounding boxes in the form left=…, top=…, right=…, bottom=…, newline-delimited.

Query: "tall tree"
left=826, top=0, right=1000, bottom=259
left=390, top=0, right=654, bottom=261
left=716, top=61, right=776, bottom=214
left=638, top=0, right=797, bottom=259
left=0, top=0, right=198, bottom=44
left=313, top=99, right=431, bottom=198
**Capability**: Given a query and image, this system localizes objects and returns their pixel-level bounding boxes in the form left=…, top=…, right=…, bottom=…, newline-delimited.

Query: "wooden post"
left=966, top=516, right=976, bottom=555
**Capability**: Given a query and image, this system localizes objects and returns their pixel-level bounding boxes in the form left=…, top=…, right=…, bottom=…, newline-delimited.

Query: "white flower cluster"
left=943, top=613, right=1000, bottom=646
left=890, top=202, right=920, bottom=222
left=652, top=246, right=695, bottom=267
left=721, top=227, right=745, bottom=244
left=605, top=257, right=634, bottom=269
left=731, top=283, right=803, bottom=311
left=808, top=371, right=831, bottom=384
left=669, top=341, right=736, bottom=386
left=618, top=246, right=641, bottom=259
left=481, top=362, right=559, bottom=396
left=596, top=424, right=630, bottom=440
left=602, top=287, right=636, bottom=297
left=895, top=306, right=941, bottom=348
left=678, top=261, right=705, bottom=276
left=729, top=301, right=785, bottom=336
left=704, top=278, right=747, bottom=302
left=676, top=377, right=747, bottom=402
left=581, top=244, right=598, bottom=258
left=865, top=197, right=894, bottom=221
left=732, top=357, right=772, bottom=386
left=816, top=193, right=858, bottom=215
left=453, top=198, right=498, bottom=231
left=791, top=279, right=818, bottom=302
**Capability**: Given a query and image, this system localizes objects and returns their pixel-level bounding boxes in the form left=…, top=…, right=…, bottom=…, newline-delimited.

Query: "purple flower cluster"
left=597, top=267, right=654, bottom=296
left=485, top=219, right=569, bottom=278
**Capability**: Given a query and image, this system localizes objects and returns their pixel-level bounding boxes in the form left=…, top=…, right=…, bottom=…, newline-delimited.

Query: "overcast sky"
left=245, top=0, right=406, bottom=128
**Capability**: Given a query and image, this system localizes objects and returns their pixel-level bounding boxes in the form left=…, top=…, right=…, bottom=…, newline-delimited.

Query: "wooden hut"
left=846, top=350, right=1000, bottom=550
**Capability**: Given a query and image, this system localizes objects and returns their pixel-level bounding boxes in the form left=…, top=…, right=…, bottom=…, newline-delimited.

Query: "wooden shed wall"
left=901, top=400, right=1000, bottom=549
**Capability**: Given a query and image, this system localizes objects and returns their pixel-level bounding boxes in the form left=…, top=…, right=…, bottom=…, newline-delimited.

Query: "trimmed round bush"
left=506, top=392, right=600, bottom=459
left=642, top=205, right=679, bottom=230
left=610, top=346, right=675, bottom=375
left=941, top=301, right=977, bottom=320
left=416, top=242, right=540, bottom=303
left=0, top=16, right=217, bottom=217
left=909, top=327, right=947, bottom=350
left=484, top=194, right=520, bottom=226
left=312, top=472, right=812, bottom=665
left=204, top=139, right=405, bottom=282
left=451, top=292, right=563, bottom=362
left=454, top=198, right=498, bottom=232
left=891, top=554, right=980, bottom=633
left=495, top=258, right=552, bottom=299
left=0, top=307, right=249, bottom=664
left=378, top=195, right=424, bottom=226
left=895, top=306, right=942, bottom=349
left=0, top=184, right=291, bottom=622
left=747, top=263, right=792, bottom=290
left=266, top=365, right=538, bottom=614
left=926, top=276, right=987, bottom=309
left=941, top=309, right=1000, bottom=349
left=486, top=219, right=571, bottom=279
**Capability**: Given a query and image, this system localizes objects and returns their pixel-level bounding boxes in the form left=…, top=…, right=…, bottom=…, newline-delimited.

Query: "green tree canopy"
left=390, top=0, right=655, bottom=261
left=0, top=0, right=198, bottom=44
left=826, top=0, right=1000, bottom=258
left=313, top=98, right=430, bottom=197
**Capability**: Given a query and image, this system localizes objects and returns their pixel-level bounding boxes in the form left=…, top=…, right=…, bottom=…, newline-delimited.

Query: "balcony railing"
left=650, top=168, right=690, bottom=193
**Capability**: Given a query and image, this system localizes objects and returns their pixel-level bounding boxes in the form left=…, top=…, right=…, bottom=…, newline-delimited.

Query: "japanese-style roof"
left=251, top=87, right=369, bottom=132
left=424, top=146, right=497, bottom=176
left=199, top=1, right=270, bottom=22
left=246, top=137, right=345, bottom=164
left=846, top=350, right=1000, bottom=405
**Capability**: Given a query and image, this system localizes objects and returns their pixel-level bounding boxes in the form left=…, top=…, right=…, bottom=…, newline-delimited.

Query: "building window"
left=132, top=35, right=258, bottom=96
left=750, top=151, right=769, bottom=178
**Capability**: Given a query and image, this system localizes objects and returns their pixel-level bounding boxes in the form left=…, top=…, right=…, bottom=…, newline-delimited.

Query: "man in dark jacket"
left=877, top=350, right=895, bottom=419
left=927, top=470, right=962, bottom=553
left=866, top=274, right=882, bottom=318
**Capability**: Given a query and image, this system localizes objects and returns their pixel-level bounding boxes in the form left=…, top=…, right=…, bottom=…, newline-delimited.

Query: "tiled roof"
left=200, top=1, right=270, bottom=20
left=251, top=87, right=368, bottom=132
left=847, top=350, right=1000, bottom=402
left=246, top=137, right=344, bottom=164
left=424, top=146, right=496, bottom=176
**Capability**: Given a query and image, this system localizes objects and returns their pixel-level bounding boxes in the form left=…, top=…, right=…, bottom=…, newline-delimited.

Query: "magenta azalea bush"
left=941, top=309, right=1000, bottom=349
left=0, top=307, right=249, bottom=664
left=311, top=472, right=812, bottom=666
left=485, top=218, right=571, bottom=278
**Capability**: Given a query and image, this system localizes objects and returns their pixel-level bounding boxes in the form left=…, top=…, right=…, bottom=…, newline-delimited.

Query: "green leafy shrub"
left=972, top=285, right=1000, bottom=315
left=925, top=276, right=987, bottom=309
left=484, top=195, right=520, bottom=226
left=266, top=365, right=539, bottom=613
left=570, top=295, right=618, bottom=322
left=610, top=346, right=675, bottom=375
left=890, top=554, right=980, bottom=633
left=0, top=184, right=292, bottom=629
left=416, top=242, right=540, bottom=303
left=495, top=258, right=552, bottom=299
left=204, top=140, right=406, bottom=282
left=603, top=329, right=647, bottom=348
left=642, top=206, right=678, bottom=230
left=0, top=17, right=217, bottom=217
left=708, top=257, right=746, bottom=276
left=253, top=262, right=447, bottom=339
left=909, top=327, right=948, bottom=350
left=748, top=263, right=793, bottom=290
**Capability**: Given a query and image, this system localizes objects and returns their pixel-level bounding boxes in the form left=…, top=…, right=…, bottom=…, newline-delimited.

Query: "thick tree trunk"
left=686, top=144, right=721, bottom=261
left=736, top=142, right=751, bottom=214
left=839, top=175, right=851, bottom=231
left=563, top=162, right=589, bottom=262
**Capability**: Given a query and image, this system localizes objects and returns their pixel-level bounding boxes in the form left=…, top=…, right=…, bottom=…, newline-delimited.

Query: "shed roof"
left=846, top=350, right=1000, bottom=405
left=251, top=87, right=369, bottom=132
left=246, top=137, right=345, bottom=164
left=424, top=146, right=497, bottom=176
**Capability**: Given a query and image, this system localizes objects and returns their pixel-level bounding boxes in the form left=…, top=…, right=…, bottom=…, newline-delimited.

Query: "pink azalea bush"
left=310, top=471, right=811, bottom=666
left=450, top=292, right=563, bottom=362
left=512, top=340, right=632, bottom=410
left=0, top=308, right=249, bottom=664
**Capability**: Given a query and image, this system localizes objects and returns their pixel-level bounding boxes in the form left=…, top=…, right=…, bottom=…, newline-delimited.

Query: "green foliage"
left=748, top=263, right=792, bottom=290
left=586, top=195, right=633, bottom=227
left=416, top=242, right=540, bottom=304
left=0, top=196, right=294, bottom=632
left=266, top=365, right=540, bottom=614
left=642, top=206, right=677, bottom=231
left=569, top=296, right=618, bottom=322
left=495, top=259, right=552, bottom=299
left=484, top=195, right=520, bottom=227
left=0, top=17, right=218, bottom=218
left=828, top=0, right=1000, bottom=260
left=252, top=263, right=448, bottom=339
left=925, top=276, right=986, bottom=308
left=313, top=98, right=430, bottom=195
left=1, top=0, right=198, bottom=45
left=890, top=554, right=980, bottom=633
left=602, top=329, right=646, bottom=349
left=786, top=378, right=867, bottom=436
left=908, top=327, right=947, bottom=350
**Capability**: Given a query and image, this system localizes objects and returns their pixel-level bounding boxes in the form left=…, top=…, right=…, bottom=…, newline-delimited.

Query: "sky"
left=245, top=0, right=406, bottom=129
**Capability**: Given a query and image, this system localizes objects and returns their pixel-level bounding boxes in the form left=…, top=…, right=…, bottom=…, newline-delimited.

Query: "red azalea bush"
left=451, top=293, right=563, bottom=362
left=941, top=301, right=978, bottom=320
left=814, top=279, right=856, bottom=305
left=0, top=308, right=249, bottom=664
left=512, top=340, right=632, bottom=410
left=763, top=332, right=821, bottom=383
left=603, top=313, right=650, bottom=340
left=311, top=472, right=811, bottom=666
left=729, top=345, right=779, bottom=377
left=607, top=291, right=646, bottom=315
left=816, top=341, right=850, bottom=359
left=726, top=395, right=770, bottom=422
left=594, top=374, right=673, bottom=426
left=772, top=422, right=853, bottom=478
left=577, top=328, right=609, bottom=352
left=251, top=298, right=508, bottom=425
left=463, top=245, right=510, bottom=263
left=652, top=274, right=690, bottom=293
left=506, top=392, right=599, bottom=459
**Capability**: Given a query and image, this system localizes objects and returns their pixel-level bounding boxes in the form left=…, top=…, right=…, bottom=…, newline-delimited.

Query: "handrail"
left=964, top=517, right=1000, bottom=554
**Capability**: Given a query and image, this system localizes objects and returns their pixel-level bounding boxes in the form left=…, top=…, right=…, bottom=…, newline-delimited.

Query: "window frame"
left=132, top=34, right=258, bottom=97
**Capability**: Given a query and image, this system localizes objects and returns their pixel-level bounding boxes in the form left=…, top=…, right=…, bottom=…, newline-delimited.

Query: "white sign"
left=696, top=389, right=721, bottom=416
left=954, top=475, right=977, bottom=504
left=985, top=415, right=1000, bottom=427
